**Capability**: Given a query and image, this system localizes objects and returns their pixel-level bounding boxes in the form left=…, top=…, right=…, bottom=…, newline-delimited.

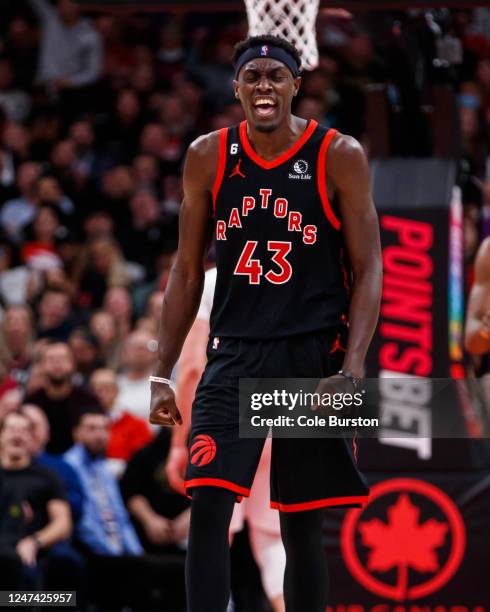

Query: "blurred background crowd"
left=0, top=1, right=489, bottom=610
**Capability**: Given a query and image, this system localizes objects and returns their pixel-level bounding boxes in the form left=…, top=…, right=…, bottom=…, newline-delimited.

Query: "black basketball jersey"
left=209, top=119, right=350, bottom=339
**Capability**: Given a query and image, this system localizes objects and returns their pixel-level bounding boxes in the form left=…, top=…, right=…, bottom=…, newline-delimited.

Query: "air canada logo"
left=341, top=478, right=466, bottom=601
left=289, top=159, right=311, bottom=180
left=190, top=434, right=217, bottom=467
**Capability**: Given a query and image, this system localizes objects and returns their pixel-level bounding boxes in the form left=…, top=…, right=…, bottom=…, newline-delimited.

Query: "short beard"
left=46, top=374, right=70, bottom=388
left=254, top=122, right=278, bottom=133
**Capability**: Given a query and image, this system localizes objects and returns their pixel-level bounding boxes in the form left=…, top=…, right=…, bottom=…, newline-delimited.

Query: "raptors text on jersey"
left=210, top=120, right=350, bottom=338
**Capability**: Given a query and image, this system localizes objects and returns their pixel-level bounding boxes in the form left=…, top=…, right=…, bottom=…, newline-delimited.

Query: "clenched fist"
left=149, top=382, right=183, bottom=427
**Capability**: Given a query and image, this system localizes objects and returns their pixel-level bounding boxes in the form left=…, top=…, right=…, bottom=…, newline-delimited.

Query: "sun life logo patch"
left=289, top=159, right=311, bottom=180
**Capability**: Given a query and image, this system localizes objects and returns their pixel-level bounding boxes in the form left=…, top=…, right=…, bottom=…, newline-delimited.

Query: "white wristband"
left=149, top=376, right=173, bottom=386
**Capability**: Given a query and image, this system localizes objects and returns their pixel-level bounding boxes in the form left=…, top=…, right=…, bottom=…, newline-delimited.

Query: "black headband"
left=234, top=44, right=300, bottom=79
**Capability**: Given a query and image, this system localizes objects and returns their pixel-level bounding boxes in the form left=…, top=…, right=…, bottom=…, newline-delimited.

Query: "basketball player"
left=168, top=266, right=286, bottom=611
left=150, top=35, right=382, bottom=612
left=465, top=237, right=490, bottom=397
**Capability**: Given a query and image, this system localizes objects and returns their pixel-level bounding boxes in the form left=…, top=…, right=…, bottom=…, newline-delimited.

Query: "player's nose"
left=255, top=75, right=273, bottom=91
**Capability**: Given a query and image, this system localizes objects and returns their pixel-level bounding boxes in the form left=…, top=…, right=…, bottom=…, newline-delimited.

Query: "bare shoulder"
left=475, top=237, right=490, bottom=280
left=328, top=132, right=369, bottom=178
left=188, top=129, right=221, bottom=160
left=185, top=129, right=222, bottom=191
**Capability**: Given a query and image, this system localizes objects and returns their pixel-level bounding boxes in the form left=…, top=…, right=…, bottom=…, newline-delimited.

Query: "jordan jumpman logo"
left=330, top=333, right=347, bottom=353
left=229, top=158, right=246, bottom=178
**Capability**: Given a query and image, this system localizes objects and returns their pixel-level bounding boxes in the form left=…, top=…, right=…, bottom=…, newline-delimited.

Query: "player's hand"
left=165, top=445, right=188, bottom=495
left=311, top=373, right=362, bottom=417
left=149, top=383, right=183, bottom=426
left=143, top=514, right=174, bottom=546
left=16, top=536, right=38, bottom=567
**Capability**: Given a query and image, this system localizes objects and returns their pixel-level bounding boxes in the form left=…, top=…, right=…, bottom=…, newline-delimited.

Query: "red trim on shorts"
left=239, top=120, right=318, bottom=170
left=185, top=478, right=250, bottom=499
left=212, top=127, right=228, bottom=215
left=317, top=129, right=341, bottom=230
left=270, top=494, right=369, bottom=512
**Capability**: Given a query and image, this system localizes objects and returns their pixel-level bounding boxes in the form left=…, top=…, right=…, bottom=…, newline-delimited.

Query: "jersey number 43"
left=234, top=240, right=292, bottom=285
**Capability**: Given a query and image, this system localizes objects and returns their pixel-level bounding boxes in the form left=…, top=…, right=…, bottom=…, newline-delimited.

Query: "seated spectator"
left=131, top=154, right=160, bottom=193
left=25, top=341, right=101, bottom=454
left=0, top=162, right=41, bottom=242
left=118, top=189, right=167, bottom=279
left=0, top=411, right=74, bottom=589
left=106, top=89, right=143, bottom=162
left=21, top=204, right=65, bottom=270
left=121, top=428, right=190, bottom=555
left=0, top=388, right=22, bottom=422
left=64, top=408, right=142, bottom=556
left=116, top=330, right=157, bottom=421
left=0, top=470, right=28, bottom=588
left=89, top=368, right=152, bottom=477
left=0, top=135, right=16, bottom=205
left=64, top=408, right=185, bottom=611
left=0, top=57, right=31, bottom=123
left=30, top=0, right=102, bottom=90
left=161, top=174, right=182, bottom=217
left=69, top=119, right=108, bottom=184
left=48, top=140, right=81, bottom=202
left=155, top=20, right=187, bottom=80
left=82, top=209, right=114, bottom=240
left=145, top=290, right=164, bottom=326
left=36, top=288, right=76, bottom=341
left=69, top=328, right=103, bottom=385
left=102, top=286, right=133, bottom=340
left=0, top=239, right=32, bottom=306
left=37, top=176, right=75, bottom=217
left=21, top=403, right=84, bottom=523
left=3, top=122, right=32, bottom=164
left=77, top=236, right=131, bottom=310
left=1, top=305, right=34, bottom=385
left=98, top=165, right=134, bottom=224
left=89, top=309, right=123, bottom=370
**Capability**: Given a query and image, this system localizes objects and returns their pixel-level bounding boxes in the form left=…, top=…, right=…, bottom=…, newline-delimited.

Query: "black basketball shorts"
left=184, top=327, right=370, bottom=512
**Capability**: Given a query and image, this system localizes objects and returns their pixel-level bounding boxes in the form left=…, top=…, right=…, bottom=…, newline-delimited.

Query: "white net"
left=244, top=0, right=320, bottom=71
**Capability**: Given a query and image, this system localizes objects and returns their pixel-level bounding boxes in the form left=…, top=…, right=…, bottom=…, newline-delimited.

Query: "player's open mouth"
left=253, top=97, right=277, bottom=118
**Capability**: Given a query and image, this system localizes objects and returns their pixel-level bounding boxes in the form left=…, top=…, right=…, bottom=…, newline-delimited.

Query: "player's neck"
left=245, top=115, right=307, bottom=161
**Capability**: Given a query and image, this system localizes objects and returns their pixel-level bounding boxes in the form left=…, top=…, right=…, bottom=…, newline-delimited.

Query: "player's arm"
left=174, top=317, right=209, bottom=444
left=166, top=317, right=210, bottom=494
left=465, top=238, right=490, bottom=355
left=328, top=135, right=382, bottom=378
left=150, top=134, right=218, bottom=426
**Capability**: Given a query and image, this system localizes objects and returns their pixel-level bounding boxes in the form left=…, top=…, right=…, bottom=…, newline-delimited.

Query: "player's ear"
left=293, top=76, right=302, bottom=97
left=233, top=80, right=240, bottom=99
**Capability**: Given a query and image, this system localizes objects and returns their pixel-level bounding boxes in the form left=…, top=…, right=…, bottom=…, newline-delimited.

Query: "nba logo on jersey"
left=212, top=337, right=220, bottom=350
left=260, top=45, right=269, bottom=56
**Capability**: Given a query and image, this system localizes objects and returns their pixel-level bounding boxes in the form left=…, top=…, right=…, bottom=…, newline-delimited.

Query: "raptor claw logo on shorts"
left=190, top=434, right=217, bottom=467
left=260, top=45, right=269, bottom=56
left=341, top=478, right=466, bottom=601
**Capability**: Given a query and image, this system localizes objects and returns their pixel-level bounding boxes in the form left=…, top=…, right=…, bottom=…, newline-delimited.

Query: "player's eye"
left=243, top=71, right=259, bottom=82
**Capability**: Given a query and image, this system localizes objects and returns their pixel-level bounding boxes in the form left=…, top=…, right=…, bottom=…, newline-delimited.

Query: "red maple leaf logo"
left=358, top=493, right=448, bottom=599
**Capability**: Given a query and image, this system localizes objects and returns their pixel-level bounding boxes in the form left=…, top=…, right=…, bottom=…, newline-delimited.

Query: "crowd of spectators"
left=0, top=1, right=489, bottom=609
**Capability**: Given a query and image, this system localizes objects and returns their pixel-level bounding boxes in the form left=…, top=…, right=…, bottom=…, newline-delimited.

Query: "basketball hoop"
left=244, top=0, right=320, bottom=71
